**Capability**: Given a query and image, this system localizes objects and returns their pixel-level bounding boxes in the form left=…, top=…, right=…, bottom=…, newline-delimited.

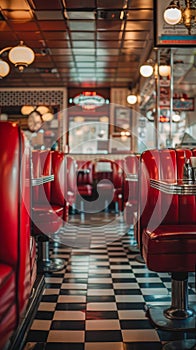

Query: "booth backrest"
left=112, top=159, right=124, bottom=189
left=123, top=154, right=140, bottom=203
left=138, top=148, right=196, bottom=243
left=0, top=121, right=31, bottom=315
left=66, top=155, right=77, bottom=198
left=39, top=150, right=52, bottom=202
left=77, top=160, right=93, bottom=186
left=176, top=148, right=196, bottom=224
left=139, top=149, right=161, bottom=233
left=50, top=151, right=66, bottom=206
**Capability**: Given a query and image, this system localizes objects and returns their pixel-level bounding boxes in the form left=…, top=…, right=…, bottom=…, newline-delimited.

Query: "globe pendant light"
left=8, top=41, right=35, bottom=72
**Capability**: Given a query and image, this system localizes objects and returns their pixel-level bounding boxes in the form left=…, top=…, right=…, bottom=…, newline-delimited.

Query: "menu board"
left=154, top=0, right=196, bottom=47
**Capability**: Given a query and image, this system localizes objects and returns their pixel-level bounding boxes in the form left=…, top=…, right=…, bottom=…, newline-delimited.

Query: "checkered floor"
left=23, top=213, right=196, bottom=350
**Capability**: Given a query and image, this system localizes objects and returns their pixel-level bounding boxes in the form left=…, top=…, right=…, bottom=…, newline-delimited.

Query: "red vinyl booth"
left=77, top=160, right=93, bottom=197
left=0, top=122, right=36, bottom=349
left=76, top=160, right=94, bottom=213
left=138, top=148, right=196, bottom=339
left=123, top=154, right=140, bottom=226
left=32, top=150, right=66, bottom=272
left=94, top=159, right=124, bottom=213
left=65, top=155, right=77, bottom=213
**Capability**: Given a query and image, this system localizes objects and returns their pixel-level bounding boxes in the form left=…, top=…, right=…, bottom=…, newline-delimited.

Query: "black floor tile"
left=56, top=303, right=86, bottom=311
left=120, top=320, right=154, bottom=329
left=124, top=342, right=162, bottom=350
left=114, top=289, right=142, bottom=295
left=26, top=331, right=49, bottom=342
left=51, top=321, right=85, bottom=330
left=86, top=296, right=115, bottom=302
left=45, top=343, right=84, bottom=350
left=86, top=311, right=118, bottom=320
left=116, top=302, right=145, bottom=310
left=41, top=295, right=59, bottom=303
left=85, top=330, right=122, bottom=342
left=60, top=289, right=87, bottom=296
left=35, top=311, right=54, bottom=320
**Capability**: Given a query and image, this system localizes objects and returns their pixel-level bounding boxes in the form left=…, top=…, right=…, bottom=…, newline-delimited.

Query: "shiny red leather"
left=77, top=160, right=93, bottom=197
left=123, top=154, right=140, bottom=225
left=143, top=225, right=196, bottom=272
left=139, top=148, right=196, bottom=273
left=176, top=149, right=196, bottom=224
left=32, top=150, right=66, bottom=234
left=0, top=122, right=33, bottom=349
left=66, top=155, right=77, bottom=205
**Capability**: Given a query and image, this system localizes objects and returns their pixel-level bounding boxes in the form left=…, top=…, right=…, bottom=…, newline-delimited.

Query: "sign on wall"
left=154, top=0, right=196, bottom=47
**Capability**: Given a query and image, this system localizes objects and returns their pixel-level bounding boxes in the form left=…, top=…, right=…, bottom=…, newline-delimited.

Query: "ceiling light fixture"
left=0, top=41, right=35, bottom=78
left=140, top=60, right=170, bottom=78
left=140, top=59, right=154, bottom=78
left=163, top=0, right=196, bottom=35
left=158, top=64, right=171, bottom=77
left=127, top=84, right=138, bottom=105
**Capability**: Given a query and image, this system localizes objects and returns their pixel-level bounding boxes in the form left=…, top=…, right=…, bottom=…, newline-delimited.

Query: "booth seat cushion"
left=0, top=264, right=17, bottom=349
left=78, top=184, right=92, bottom=196
left=0, top=264, right=16, bottom=320
left=143, top=225, right=196, bottom=272
left=32, top=205, right=63, bottom=235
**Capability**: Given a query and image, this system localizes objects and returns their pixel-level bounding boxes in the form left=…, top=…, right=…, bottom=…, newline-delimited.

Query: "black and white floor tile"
left=23, top=213, right=196, bottom=350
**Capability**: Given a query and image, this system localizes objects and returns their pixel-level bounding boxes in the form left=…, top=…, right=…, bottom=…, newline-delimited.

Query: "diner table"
left=125, top=173, right=138, bottom=182
left=149, top=177, right=196, bottom=350
left=150, top=178, right=196, bottom=195
left=31, top=174, right=54, bottom=187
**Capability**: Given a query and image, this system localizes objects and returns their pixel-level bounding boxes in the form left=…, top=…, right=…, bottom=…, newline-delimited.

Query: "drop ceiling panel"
left=0, top=0, right=194, bottom=93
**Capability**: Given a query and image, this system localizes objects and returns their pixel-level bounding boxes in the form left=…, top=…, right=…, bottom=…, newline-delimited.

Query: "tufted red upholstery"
left=76, top=160, right=93, bottom=197
left=32, top=150, right=67, bottom=272
left=65, top=155, right=77, bottom=208
left=138, top=148, right=196, bottom=332
left=140, top=148, right=196, bottom=272
left=123, top=154, right=140, bottom=226
left=0, top=121, right=34, bottom=349
left=95, top=159, right=124, bottom=212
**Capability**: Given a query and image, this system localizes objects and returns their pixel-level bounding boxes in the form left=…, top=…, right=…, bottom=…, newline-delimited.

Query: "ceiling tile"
left=0, top=0, right=30, bottom=10
left=72, top=41, right=95, bottom=48
left=66, top=11, right=95, bottom=20
left=35, top=10, right=64, bottom=20
left=65, top=0, right=96, bottom=8
left=71, top=32, right=95, bottom=40
left=125, top=20, right=152, bottom=31
left=72, top=48, right=95, bottom=55
left=75, top=55, right=96, bottom=61
left=43, top=31, right=68, bottom=40
left=96, top=20, right=123, bottom=31
left=97, top=31, right=122, bottom=40
left=45, top=40, right=70, bottom=48
left=68, top=20, right=95, bottom=31
left=31, top=0, right=62, bottom=10
left=97, top=0, right=125, bottom=9
left=8, top=21, right=39, bottom=31
left=38, top=21, right=67, bottom=30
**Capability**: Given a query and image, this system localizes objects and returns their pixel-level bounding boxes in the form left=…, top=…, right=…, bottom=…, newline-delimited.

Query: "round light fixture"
left=0, top=59, right=10, bottom=78
left=127, top=94, right=137, bottom=105
left=159, top=65, right=171, bottom=77
left=163, top=2, right=182, bottom=25
left=8, top=41, right=35, bottom=72
left=172, top=112, right=181, bottom=122
left=21, top=105, right=35, bottom=115
left=74, top=116, right=85, bottom=123
left=99, top=116, right=109, bottom=123
left=36, top=105, right=49, bottom=115
left=140, top=64, right=154, bottom=78
left=42, top=112, right=54, bottom=122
